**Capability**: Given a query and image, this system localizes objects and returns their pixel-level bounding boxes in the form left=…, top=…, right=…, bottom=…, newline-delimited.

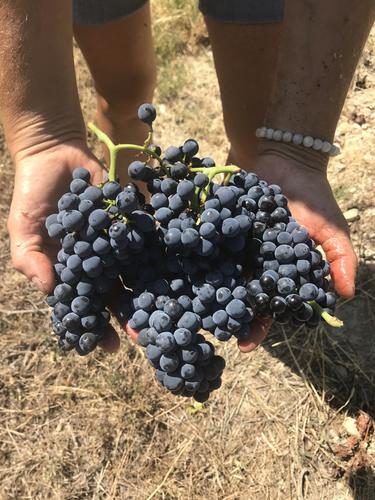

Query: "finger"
left=88, top=165, right=107, bottom=186
left=322, top=233, right=358, bottom=299
left=125, top=323, right=139, bottom=343
left=98, top=324, right=121, bottom=353
left=237, top=318, right=272, bottom=353
left=99, top=284, right=134, bottom=351
left=12, top=249, right=55, bottom=294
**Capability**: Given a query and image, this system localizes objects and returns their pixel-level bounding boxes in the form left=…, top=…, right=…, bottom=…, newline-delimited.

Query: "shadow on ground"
left=263, top=262, right=375, bottom=418
left=263, top=262, right=375, bottom=499
left=347, top=466, right=375, bottom=500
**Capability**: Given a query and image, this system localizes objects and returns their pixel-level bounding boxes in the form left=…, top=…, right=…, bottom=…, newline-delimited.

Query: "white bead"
left=282, top=131, right=293, bottom=143
left=303, top=136, right=314, bottom=148
left=256, top=126, right=340, bottom=156
left=272, top=129, right=283, bottom=141
left=321, top=141, right=332, bottom=153
left=312, top=138, right=323, bottom=151
left=292, top=133, right=303, bottom=145
left=257, top=127, right=267, bottom=138
left=330, top=144, right=341, bottom=156
left=265, top=128, right=274, bottom=139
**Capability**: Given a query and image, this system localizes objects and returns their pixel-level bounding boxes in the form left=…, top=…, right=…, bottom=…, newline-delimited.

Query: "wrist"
left=257, top=139, right=329, bottom=175
left=4, top=109, right=86, bottom=164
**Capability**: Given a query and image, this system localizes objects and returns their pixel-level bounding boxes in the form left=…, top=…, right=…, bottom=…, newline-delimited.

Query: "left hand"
left=238, top=153, right=357, bottom=353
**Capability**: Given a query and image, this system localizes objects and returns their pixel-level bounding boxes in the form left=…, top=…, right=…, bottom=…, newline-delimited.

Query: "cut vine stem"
left=88, top=122, right=162, bottom=182
left=309, top=301, right=343, bottom=327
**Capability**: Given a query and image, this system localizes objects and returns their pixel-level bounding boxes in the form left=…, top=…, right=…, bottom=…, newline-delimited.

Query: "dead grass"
left=0, top=7, right=374, bottom=500
left=151, top=0, right=207, bottom=101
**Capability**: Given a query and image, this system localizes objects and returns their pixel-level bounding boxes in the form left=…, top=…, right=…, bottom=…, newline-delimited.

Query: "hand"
left=7, top=140, right=122, bottom=352
left=238, top=153, right=357, bottom=353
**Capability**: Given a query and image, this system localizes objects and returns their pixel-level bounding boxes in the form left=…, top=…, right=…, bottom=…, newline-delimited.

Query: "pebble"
left=342, top=417, right=360, bottom=437
left=344, top=208, right=360, bottom=222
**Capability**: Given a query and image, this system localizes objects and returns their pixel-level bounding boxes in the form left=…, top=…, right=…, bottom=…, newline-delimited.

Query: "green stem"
left=309, top=301, right=343, bottom=328
left=223, top=172, right=232, bottom=185
left=143, top=130, right=153, bottom=148
left=201, top=165, right=241, bottom=205
left=88, top=122, right=162, bottom=182
left=190, top=165, right=241, bottom=176
left=191, top=186, right=201, bottom=213
left=189, top=164, right=241, bottom=210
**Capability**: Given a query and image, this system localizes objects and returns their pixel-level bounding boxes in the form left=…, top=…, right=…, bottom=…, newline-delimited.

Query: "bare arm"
left=240, top=3, right=374, bottom=352
left=261, top=1, right=374, bottom=292
left=2, top=1, right=104, bottom=294
left=0, top=0, right=84, bottom=160
left=264, top=0, right=374, bottom=151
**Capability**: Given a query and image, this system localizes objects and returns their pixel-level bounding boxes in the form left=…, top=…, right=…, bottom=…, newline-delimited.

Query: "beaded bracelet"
left=255, top=127, right=341, bottom=157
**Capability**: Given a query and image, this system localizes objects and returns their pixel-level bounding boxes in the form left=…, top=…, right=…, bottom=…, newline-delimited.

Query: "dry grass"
left=0, top=6, right=374, bottom=500
left=151, top=0, right=207, bottom=102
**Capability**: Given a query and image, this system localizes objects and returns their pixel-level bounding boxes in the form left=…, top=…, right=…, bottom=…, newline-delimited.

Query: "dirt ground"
left=0, top=8, right=374, bottom=500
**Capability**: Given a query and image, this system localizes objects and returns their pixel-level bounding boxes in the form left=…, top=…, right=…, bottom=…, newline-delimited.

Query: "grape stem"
left=309, top=301, right=344, bottom=327
left=190, top=165, right=241, bottom=176
left=143, top=130, right=153, bottom=148
left=223, top=172, right=232, bottom=186
left=88, top=122, right=162, bottom=181
left=190, top=165, right=241, bottom=206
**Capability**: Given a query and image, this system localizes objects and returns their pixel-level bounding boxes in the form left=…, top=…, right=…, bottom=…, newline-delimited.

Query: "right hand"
left=7, top=140, right=124, bottom=351
left=8, top=140, right=104, bottom=292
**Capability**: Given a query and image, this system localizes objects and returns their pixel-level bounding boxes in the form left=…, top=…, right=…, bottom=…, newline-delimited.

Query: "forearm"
left=265, top=0, right=375, bottom=142
left=0, top=0, right=85, bottom=161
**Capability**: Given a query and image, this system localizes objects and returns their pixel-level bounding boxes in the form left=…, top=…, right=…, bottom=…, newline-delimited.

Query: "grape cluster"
left=132, top=291, right=225, bottom=402
left=44, top=102, right=340, bottom=402
left=45, top=167, right=156, bottom=355
left=245, top=209, right=337, bottom=327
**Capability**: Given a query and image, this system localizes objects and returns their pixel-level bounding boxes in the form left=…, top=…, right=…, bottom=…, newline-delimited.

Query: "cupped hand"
left=238, top=153, right=357, bottom=353
left=8, top=140, right=104, bottom=291
left=7, top=140, right=123, bottom=352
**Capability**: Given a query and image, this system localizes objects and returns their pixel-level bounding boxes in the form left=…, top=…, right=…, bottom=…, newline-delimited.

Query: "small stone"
left=342, top=416, right=360, bottom=437
left=344, top=208, right=360, bottom=222
left=363, top=152, right=374, bottom=162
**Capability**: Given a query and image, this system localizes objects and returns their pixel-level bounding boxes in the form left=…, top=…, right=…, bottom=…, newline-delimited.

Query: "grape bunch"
left=247, top=219, right=337, bottom=327
left=44, top=102, right=341, bottom=402
left=45, top=166, right=158, bottom=355
left=132, top=291, right=225, bottom=402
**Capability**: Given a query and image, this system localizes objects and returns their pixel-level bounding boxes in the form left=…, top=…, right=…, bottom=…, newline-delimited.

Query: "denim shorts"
left=73, top=0, right=284, bottom=25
